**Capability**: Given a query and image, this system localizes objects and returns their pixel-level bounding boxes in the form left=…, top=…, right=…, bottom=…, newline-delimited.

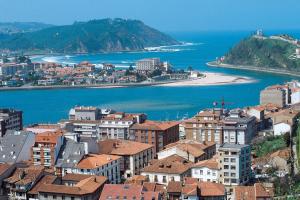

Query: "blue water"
left=2, top=31, right=300, bottom=125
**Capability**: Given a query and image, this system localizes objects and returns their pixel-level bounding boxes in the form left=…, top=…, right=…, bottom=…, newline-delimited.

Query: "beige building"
left=260, top=85, right=290, bottom=107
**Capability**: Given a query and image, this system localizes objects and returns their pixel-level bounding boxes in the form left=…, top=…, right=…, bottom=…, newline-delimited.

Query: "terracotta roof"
left=182, top=184, right=198, bottom=196
left=0, top=163, right=13, bottom=175
left=143, top=182, right=166, bottom=193
left=234, top=183, right=274, bottom=200
left=98, top=139, right=153, bottom=156
left=28, top=175, right=56, bottom=195
left=270, top=148, right=291, bottom=159
left=167, top=181, right=182, bottom=193
left=35, top=130, right=63, bottom=144
left=193, top=157, right=219, bottom=170
left=4, top=165, right=44, bottom=186
left=99, top=184, right=143, bottom=200
left=131, top=120, right=179, bottom=131
left=163, top=140, right=215, bottom=158
left=125, top=175, right=148, bottom=185
left=142, top=155, right=192, bottom=174
left=77, top=154, right=121, bottom=169
left=198, top=182, right=225, bottom=197
left=38, top=175, right=107, bottom=196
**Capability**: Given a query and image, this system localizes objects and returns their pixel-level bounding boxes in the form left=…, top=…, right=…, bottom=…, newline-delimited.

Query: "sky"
left=1, top=0, right=300, bottom=31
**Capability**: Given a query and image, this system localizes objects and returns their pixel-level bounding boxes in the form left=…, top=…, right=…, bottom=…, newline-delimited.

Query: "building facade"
left=0, top=109, right=23, bottom=137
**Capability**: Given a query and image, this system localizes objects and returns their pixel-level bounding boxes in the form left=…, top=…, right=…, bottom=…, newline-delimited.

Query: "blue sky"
left=1, top=0, right=300, bottom=31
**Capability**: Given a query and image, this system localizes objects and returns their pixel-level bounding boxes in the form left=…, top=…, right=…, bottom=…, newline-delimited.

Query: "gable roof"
left=77, top=154, right=121, bottom=169
left=130, top=120, right=179, bottom=131
left=193, top=157, right=219, bottom=170
left=142, top=155, right=192, bottom=174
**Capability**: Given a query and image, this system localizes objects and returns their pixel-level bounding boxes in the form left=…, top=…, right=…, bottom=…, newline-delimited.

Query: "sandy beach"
left=156, top=72, right=255, bottom=87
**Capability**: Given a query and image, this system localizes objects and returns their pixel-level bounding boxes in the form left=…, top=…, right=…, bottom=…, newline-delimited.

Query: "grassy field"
left=253, top=136, right=286, bottom=157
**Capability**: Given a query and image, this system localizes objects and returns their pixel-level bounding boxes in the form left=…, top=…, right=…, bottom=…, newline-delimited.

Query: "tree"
left=187, top=66, right=193, bottom=72
left=128, top=65, right=134, bottom=71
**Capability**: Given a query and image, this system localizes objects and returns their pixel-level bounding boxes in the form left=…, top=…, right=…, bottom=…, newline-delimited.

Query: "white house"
left=191, top=158, right=220, bottom=183
left=273, top=122, right=291, bottom=136
left=62, top=154, right=121, bottom=184
left=141, top=155, right=192, bottom=185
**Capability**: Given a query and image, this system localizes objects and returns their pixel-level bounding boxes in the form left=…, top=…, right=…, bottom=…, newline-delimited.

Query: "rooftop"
left=98, top=139, right=153, bottom=156
left=192, top=157, right=218, bottom=170
left=35, top=130, right=63, bottom=144
left=234, top=183, right=274, bottom=200
left=131, top=120, right=179, bottom=131
left=77, top=154, right=121, bottom=169
left=219, top=143, right=249, bottom=150
left=142, top=155, right=192, bottom=174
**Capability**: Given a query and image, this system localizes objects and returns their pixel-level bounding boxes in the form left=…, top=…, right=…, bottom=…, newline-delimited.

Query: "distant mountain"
left=0, top=22, right=53, bottom=34
left=222, top=35, right=300, bottom=72
left=0, top=18, right=179, bottom=54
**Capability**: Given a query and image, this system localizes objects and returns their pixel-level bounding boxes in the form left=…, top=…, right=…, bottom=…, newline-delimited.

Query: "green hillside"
left=223, top=36, right=300, bottom=72
left=0, top=18, right=179, bottom=54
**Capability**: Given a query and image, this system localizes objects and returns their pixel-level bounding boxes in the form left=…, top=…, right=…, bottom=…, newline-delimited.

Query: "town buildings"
left=31, top=130, right=64, bottom=168
left=0, top=130, right=35, bottom=163
left=260, top=85, right=289, bottom=107
left=218, top=143, right=252, bottom=189
left=157, top=140, right=216, bottom=163
left=28, top=174, right=107, bottom=200
left=0, top=109, right=23, bottom=137
left=136, top=58, right=161, bottom=74
left=97, top=139, right=154, bottom=179
left=130, top=120, right=179, bottom=154
left=191, top=157, right=219, bottom=183
left=234, top=183, right=274, bottom=200
left=141, top=155, right=193, bottom=185
left=62, top=154, right=121, bottom=184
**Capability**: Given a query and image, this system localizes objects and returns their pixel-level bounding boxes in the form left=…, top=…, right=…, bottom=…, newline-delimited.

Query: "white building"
left=291, top=88, right=300, bottom=105
left=191, top=157, right=219, bottom=183
left=218, top=143, right=252, bottom=189
left=141, top=155, right=192, bottom=185
left=98, top=139, right=154, bottom=179
left=136, top=58, right=161, bottom=74
left=62, top=154, right=121, bottom=184
left=273, top=122, right=291, bottom=136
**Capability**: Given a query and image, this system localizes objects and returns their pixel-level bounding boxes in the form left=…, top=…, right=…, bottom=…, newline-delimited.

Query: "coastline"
left=206, top=61, right=300, bottom=77
left=0, top=72, right=255, bottom=91
left=155, top=72, right=254, bottom=87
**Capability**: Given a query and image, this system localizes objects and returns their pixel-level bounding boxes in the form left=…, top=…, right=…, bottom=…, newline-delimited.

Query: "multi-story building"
left=157, top=140, right=216, bottom=163
left=136, top=58, right=161, bottom=74
left=0, top=63, right=33, bottom=76
left=185, top=109, right=224, bottom=146
left=62, top=154, right=121, bottom=184
left=98, top=139, right=154, bottom=179
left=260, top=85, right=289, bottom=108
left=191, top=157, right=219, bottom=183
left=218, top=143, right=252, bottom=190
left=99, top=112, right=146, bottom=140
left=3, top=165, right=44, bottom=200
left=222, top=109, right=256, bottom=145
left=31, top=131, right=64, bottom=168
left=130, top=120, right=179, bottom=154
left=0, top=130, right=35, bottom=163
left=141, top=155, right=193, bottom=185
left=0, top=108, right=23, bottom=137
left=28, top=174, right=107, bottom=200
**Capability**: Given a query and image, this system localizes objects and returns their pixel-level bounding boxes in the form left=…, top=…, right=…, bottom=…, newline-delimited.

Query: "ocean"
left=2, top=30, right=300, bottom=125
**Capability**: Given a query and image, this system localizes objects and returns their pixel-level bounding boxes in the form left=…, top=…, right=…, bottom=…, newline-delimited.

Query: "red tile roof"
left=131, top=120, right=179, bottom=131
left=77, top=154, right=121, bottom=169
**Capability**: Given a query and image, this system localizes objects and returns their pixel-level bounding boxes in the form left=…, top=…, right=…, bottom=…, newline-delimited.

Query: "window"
left=224, top=165, right=229, bottom=169
left=231, top=165, right=236, bottom=170
left=212, top=172, right=216, bottom=176
left=200, top=170, right=203, bottom=175
left=231, top=173, right=236, bottom=177
left=53, top=195, right=57, bottom=199
left=163, top=176, right=167, bottom=183
left=71, top=197, right=75, bottom=200
left=231, top=158, right=236, bottom=163
left=207, top=170, right=211, bottom=175
left=154, top=175, right=158, bottom=182
left=224, top=158, right=229, bottom=162
left=224, top=172, right=229, bottom=176
left=231, top=179, right=237, bottom=183
left=44, top=194, right=48, bottom=198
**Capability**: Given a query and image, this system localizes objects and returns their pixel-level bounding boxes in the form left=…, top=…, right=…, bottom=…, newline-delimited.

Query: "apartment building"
left=62, top=154, right=121, bottom=184
left=141, top=155, right=193, bottom=185
left=0, top=109, right=23, bottom=137
left=0, top=63, right=33, bottom=76
left=28, top=174, right=107, bottom=200
left=191, top=157, right=219, bottom=183
left=218, top=143, right=252, bottom=189
left=130, top=120, right=179, bottom=154
left=136, top=58, right=161, bottom=74
left=98, top=112, right=146, bottom=140
left=222, top=109, right=256, bottom=145
left=4, top=165, right=44, bottom=200
left=157, top=140, right=216, bottom=163
left=260, top=85, right=289, bottom=108
left=185, top=109, right=224, bottom=146
left=98, top=139, right=154, bottom=179
left=31, top=131, right=64, bottom=168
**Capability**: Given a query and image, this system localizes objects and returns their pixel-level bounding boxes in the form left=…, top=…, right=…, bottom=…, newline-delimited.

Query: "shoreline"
left=0, top=72, right=255, bottom=91
left=206, top=61, right=300, bottom=77
left=155, top=72, right=255, bottom=87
